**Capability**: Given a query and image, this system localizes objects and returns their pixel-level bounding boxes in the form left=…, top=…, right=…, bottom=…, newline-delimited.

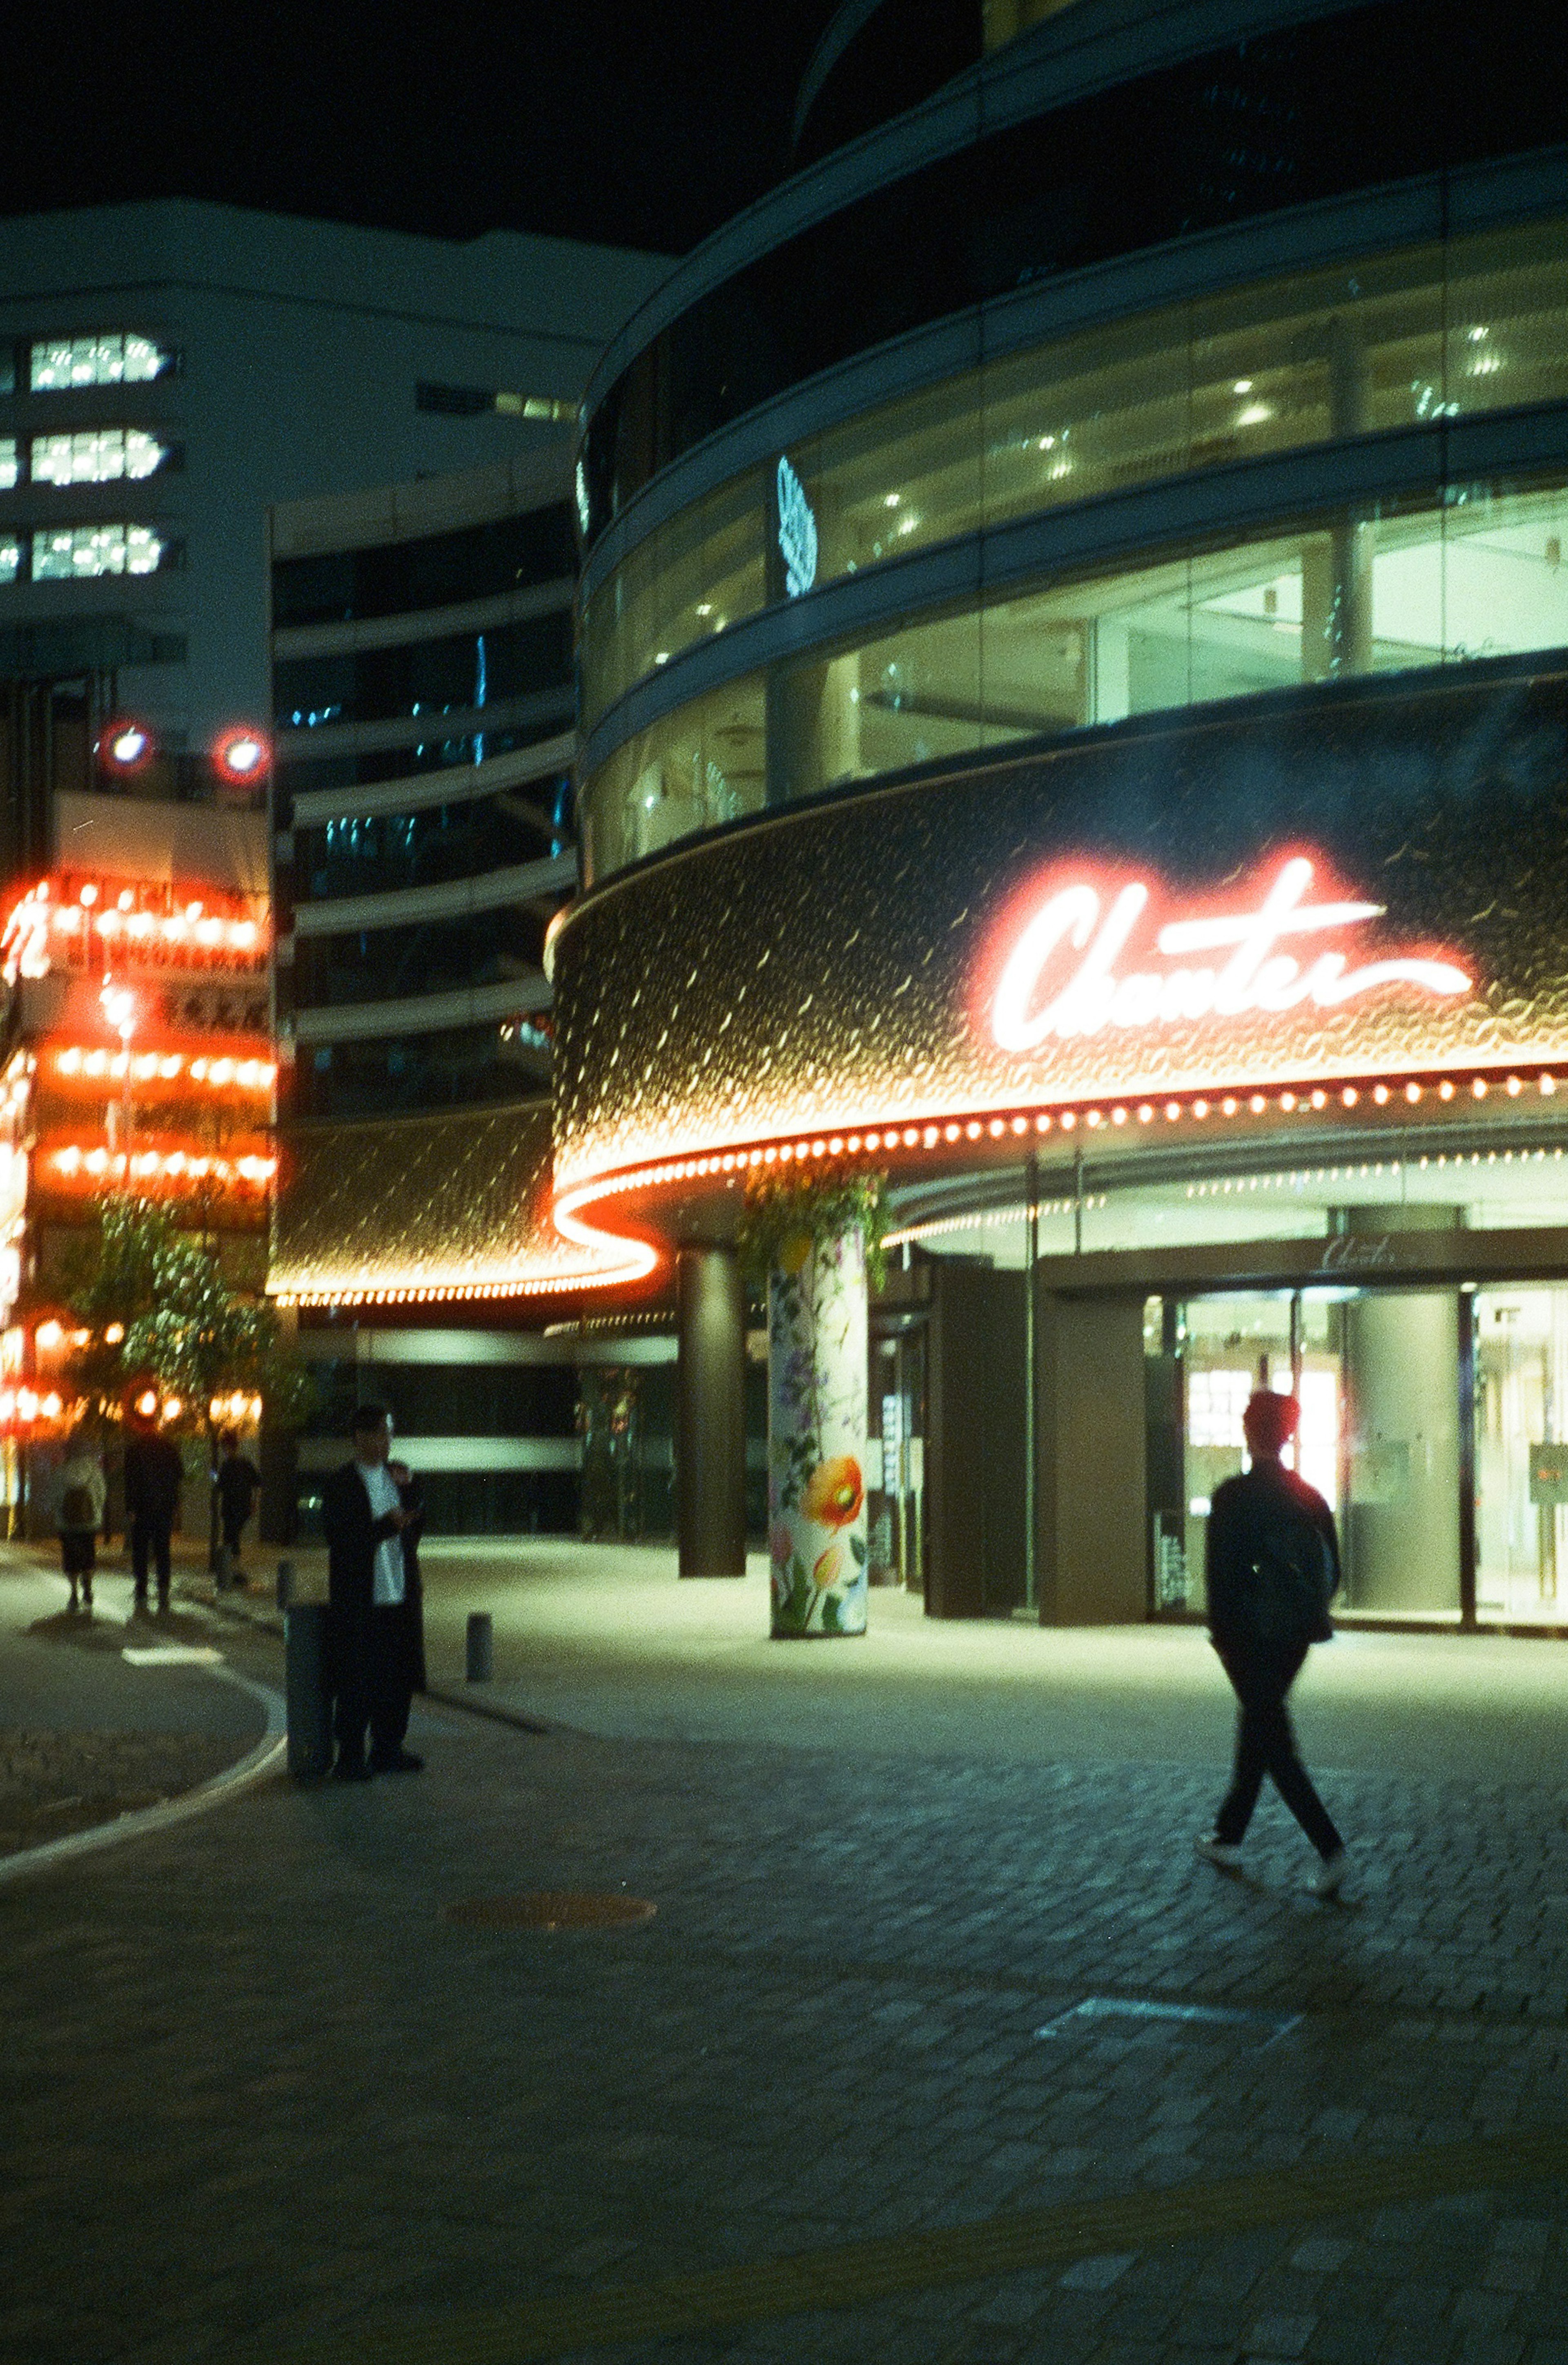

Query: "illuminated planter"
left=768, top=1226, right=868, bottom=1638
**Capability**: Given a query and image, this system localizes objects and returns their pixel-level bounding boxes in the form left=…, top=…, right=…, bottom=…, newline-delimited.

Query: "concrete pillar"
left=1036, top=1292, right=1148, bottom=1624
left=767, top=1225, right=869, bottom=1636
left=1341, top=1291, right=1461, bottom=1613
left=676, top=1246, right=747, bottom=1577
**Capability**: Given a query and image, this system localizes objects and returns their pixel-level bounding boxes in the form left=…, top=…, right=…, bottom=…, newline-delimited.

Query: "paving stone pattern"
left=0, top=1725, right=245, bottom=1853
left=4, top=1623, right=1568, bottom=2365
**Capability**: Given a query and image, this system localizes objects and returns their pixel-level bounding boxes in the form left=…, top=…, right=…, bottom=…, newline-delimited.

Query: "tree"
left=64, top=1200, right=318, bottom=1558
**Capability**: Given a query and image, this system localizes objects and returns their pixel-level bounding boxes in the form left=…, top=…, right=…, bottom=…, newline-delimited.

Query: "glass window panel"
left=1445, top=220, right=1568, bottom=422
left=0, top=540, right=21, bottom=587
left=31, top=523, right=165, bottom=580
left=29, top=333, right=170, bottom=390
left=582, top=219, right=1568, bottom=729
left=0, top=438, right=16, bottom=492
left=584, top=673, right=766, bottom=880
left=30, top=428, right=167, bottom=485
left=581, top=475, right=1568, bottom=880
left=1474, top=1286, right=1568, bottom=1625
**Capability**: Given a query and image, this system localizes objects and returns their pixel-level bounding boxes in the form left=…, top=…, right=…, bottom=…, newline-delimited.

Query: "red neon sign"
left=989, top=854, right=1472, bottom=1054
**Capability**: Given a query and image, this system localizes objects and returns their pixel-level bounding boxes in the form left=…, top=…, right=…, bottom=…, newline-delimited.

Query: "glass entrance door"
left=1162, top=1286, right=1462, bottom=1621
left=1474, top=1285, right=1568, bottom=1624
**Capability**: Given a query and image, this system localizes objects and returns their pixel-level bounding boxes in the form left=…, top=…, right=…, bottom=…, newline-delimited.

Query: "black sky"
left=2, top=1, right=846, bottom=259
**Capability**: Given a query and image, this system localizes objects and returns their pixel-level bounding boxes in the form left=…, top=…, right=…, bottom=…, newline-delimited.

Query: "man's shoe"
left=1308, top=1847, right=1348, bottom=1897
left=369, top=1748, right=424, bottom=1774
left=331, top=1758, right=373, bottom=1783
left=1194, top=1834, right=1244, bottom=1870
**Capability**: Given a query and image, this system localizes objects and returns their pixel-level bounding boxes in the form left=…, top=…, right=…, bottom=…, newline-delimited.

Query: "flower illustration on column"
left=766, top=1226, right=869, bottom=1637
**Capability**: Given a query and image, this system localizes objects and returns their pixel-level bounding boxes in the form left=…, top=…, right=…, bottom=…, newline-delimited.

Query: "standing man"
left=123, top=1405, right=184, bottom=1614
left=214, top=1430, right=261, bottom=1583
left=1196, top=1389, right=1348, bottom=1896
left=321, top=1405, right=422, bottom=1782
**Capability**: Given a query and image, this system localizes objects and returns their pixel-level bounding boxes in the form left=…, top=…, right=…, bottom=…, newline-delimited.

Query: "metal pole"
left=1024, top=1151, right=1039, bottom=1614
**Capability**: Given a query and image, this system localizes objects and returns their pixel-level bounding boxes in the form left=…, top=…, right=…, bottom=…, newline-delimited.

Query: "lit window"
left=0, top=439, right=16, bottom=491
left=29, top=334, right=171, bottom=391
left=32, top=524, right=165, bottom=580
left=31, top=428, right=167, bottom=485
left=0, top=541, right=21, bottom=587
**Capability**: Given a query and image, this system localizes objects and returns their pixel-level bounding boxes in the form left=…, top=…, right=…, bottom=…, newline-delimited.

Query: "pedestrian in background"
left=123, top=1407, right=184, bottom=1614
left=1196, top=1389, right=1348, bottom=1896
left=214, top=1430, right=262, bottom=1584
left=56, top=1436, right=105, bottom=1613
left=321, top=1406, right=422, bottom=1780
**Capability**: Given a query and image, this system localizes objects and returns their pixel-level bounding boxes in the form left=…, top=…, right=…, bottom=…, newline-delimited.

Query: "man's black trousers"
left=130, top=1516, right=173, bottom=1597
left=332, top=1600, right=416, bottom=1768
left=1214, top=1641, right=1342, bottom=1858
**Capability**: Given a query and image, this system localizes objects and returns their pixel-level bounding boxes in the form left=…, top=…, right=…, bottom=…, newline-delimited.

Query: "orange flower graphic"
left=802, top=1456, right=864, bottom=1529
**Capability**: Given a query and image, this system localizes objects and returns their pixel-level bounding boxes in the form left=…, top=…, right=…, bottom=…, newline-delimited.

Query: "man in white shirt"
left=320, top=1405, right=422, bottom=1781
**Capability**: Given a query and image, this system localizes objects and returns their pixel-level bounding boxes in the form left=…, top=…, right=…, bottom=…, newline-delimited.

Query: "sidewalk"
left=3, top=1536, right=1568, bottom=2365
left=246, top=1531, right=1568, bottom=1783
left=0, top=1541, right=272, bottom=1858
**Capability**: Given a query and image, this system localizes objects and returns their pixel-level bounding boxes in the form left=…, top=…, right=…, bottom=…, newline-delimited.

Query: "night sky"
left=1, top=0, right=846, bottom=259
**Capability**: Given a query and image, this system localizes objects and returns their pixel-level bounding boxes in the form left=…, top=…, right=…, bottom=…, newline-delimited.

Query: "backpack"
left=60, top=1482, right=95, bottom=1530
left=1244, top=1497, right=1336, bottom=1651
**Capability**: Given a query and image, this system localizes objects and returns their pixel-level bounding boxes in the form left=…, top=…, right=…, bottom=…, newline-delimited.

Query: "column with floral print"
left=767, top=1223, right=868, bottom=1637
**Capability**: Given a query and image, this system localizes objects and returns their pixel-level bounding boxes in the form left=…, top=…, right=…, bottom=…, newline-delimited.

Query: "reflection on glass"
left=579, top=220, right=1568, bottom=731
left=1474, top=1286, right=1568, bottom=1625
left=584, top=674, right=766, bottom=878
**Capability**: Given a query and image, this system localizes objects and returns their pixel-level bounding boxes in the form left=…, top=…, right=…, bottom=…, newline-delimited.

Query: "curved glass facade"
left=580, top=0, right=1568, bottom=539
left=582, top=218, right=1568, bottom=737
left=580, top=472, right=1568, bottom=881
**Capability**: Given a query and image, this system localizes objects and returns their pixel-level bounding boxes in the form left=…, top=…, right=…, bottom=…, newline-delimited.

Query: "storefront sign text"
left=990, top=854, right=1471, bottom=1054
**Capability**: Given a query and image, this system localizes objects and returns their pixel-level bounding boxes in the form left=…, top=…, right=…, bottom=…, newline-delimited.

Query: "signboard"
left=775, top=455, right=817, bottom=598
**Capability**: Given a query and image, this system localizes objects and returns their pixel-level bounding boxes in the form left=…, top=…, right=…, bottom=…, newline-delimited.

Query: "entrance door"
left=1474, top=1285, right=1568, bottom=1624
left=1160, top=1287, right=1461, bottom=1620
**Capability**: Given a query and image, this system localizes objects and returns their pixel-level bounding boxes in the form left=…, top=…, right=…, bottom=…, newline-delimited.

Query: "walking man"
left=1196, top=1389, right=1347, bottom=1895
left=123, top=1406, right=184, bottom=1613
left=214, top=1430, right=261, bottom=1582
left=321, top=1405, right=422, bottom=1781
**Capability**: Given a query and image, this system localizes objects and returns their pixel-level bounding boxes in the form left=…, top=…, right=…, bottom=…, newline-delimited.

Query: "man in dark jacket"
left=1196, top=1389, right=1347, bottom=1895
left=123, top=1408, right=185, bottom=1613
left=321, top=1405, right=420, bottom=1781
left=214, top=1430, right=261, bottom=1580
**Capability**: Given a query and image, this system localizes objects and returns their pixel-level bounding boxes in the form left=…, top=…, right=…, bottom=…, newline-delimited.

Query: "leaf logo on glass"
left=775, top=454, right=818, bottom=598
left=990, top=854, right=1472, bottom=1053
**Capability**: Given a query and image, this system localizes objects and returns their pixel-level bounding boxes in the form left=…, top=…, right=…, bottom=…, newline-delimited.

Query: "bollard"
left=285, top=1602, right=333, bottom=1779
left=276, top=1559, right=294, bottom=1611
left=466, top=1610, right=493, bottom=1683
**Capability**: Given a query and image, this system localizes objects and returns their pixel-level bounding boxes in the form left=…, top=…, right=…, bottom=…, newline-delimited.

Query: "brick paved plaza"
left=4, top=1541, right=1568, bottom=2365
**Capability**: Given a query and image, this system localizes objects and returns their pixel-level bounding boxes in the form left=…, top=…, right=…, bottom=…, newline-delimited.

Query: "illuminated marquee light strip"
left=46, top=1145, right=277, bottom=1187
left=550, top=1065, right=1568, bottom=1266
left=51, top=1046, right=277, bottom=1091
left=274, top=1263, right=633, bottom=1310
left=886, top=1141, right=1568, bottom=1246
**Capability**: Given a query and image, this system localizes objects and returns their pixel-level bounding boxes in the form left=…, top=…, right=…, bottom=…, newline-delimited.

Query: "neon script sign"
left=776, top=454, right=817, bottom=598
left=990, top=855, right=1471, bottom=1053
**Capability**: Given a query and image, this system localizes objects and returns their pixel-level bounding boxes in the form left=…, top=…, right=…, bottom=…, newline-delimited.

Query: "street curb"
left=182, top=1583, right=556, bottom=1739
left=0, top=1667, right=287, bottom=1888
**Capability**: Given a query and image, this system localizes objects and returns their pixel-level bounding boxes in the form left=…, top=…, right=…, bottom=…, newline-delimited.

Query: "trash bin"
left=285, top=1602, right=332, bottom=1779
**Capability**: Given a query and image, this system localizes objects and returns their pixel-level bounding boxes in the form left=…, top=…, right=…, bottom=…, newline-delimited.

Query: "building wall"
left=0, top=200, right=666, bottom=810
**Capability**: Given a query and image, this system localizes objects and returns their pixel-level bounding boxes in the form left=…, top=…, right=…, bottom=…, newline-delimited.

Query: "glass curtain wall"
left=581, top=474, right=1568, bottom=880
left=581, top=221, right=1568, bottom=734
